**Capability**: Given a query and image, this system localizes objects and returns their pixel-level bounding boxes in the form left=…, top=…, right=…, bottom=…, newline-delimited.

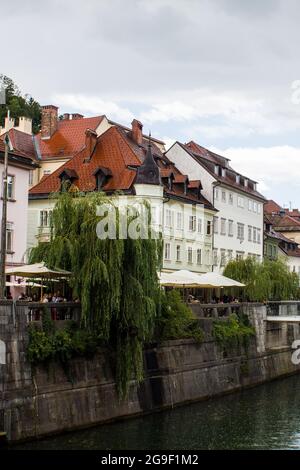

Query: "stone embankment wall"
left=1, top=301, right=300, bottom=442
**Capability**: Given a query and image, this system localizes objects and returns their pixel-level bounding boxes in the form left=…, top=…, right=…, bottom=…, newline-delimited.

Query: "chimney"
left=41, top=105, right=58, bottom=139
left=85, top=128, right=98, bottom=160
left=72, top=113, right=83, bottom=120
left=17, top=116, right=32, bottom=134
left=131, top=119, right=143, bottom=146
left=63, top=113, right=70, bottom=120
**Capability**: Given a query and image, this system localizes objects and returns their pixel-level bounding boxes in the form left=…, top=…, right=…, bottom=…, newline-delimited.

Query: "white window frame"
left=164, top=242, right=171, bottom=260
left=187, top=246, right=193, bottom=264
left=197, top=248, right=202, bottom=265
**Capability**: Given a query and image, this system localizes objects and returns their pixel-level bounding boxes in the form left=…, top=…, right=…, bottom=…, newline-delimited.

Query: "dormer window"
left=236, top=174, right=240, bottom=184
left=221, top=168, right=226, bottom=178
left=244, top=178, right=248, bottom=187
left=93, top=167, right=112, bottom=191
left=59, top=169, right=78, bottom=192
left=214, top=165, right=220, bottom=175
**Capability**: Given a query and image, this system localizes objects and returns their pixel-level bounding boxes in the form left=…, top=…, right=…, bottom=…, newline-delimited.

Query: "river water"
left=14, top=374, right=300, bottom=450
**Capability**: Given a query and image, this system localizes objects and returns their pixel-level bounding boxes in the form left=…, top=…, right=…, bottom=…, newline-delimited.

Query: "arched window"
left=0, top=340, right=6, bottom=365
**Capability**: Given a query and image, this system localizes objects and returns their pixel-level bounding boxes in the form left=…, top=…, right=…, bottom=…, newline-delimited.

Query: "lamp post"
left=0, top=133, right=9, bottom=298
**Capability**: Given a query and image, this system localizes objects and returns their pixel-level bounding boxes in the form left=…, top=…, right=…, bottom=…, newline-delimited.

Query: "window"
left=237, top=223, right=244, bottom=241
left=228, top=220, right=233, bottom=237
left=43, top=169, right=51, bottom=175
left=253, top=227, right=257, bottom=243
left=197, top=249, right=202, bottom=265
left=206, top=220, right=212, bottom=235
left=220, top=249, right=226, bottom=267
left=221, top=218, right=226, bottom=235
left=237, top=196, right=244, bottom=208
left=205, top=249, right=211, bottom=265
left=189, top=215, right=196, bottom=232
left=248, top=199, right=253, bottom=211
left=253, top=201, right=257, bottom=213
left=257, top=204, right=261, bottom=214
left=164, top=242, right=171, bottom=260
left=197, top=218, right=202, bottom=234
left=29, top=170, right=33, bottom=185
left=229, top=193, right=233, bottom=205
left=213, top=249, right=218, bottom=266
left=221, top=190, right=226, bottom=203
left=214, top=187, right=219, bottom=200
left=7, top=175, right=15, bottom=199
left=176, top=212, right=183, bottom=230
left=257, top=228, right=261, bottom=244
left=6, top=222, right=13, bottom=252
left=236, top=251, right=244, bottom=260
left=213, top=216, right=219, bottom=234
left=187, top=247, right=193, bottom=263
left=165, top=209, right=172, bottom=227
left=40, top=210, right=52, bottom=227
left=248, top=225, right=252, bottom=242
left=176, top=245, right=181, bottom=262
left=228, top=250, right=233, bottom=261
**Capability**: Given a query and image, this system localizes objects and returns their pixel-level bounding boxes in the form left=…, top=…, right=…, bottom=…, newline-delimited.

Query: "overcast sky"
left=2, top=0, right=300, bottom=207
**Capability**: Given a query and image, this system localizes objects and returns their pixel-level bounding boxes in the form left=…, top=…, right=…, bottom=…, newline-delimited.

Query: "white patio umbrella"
left=197, top=272, right=245, bottom=288
left=6, top=262, right=71, bottom=279
left=6, top=281, right=47, bottom=288
left=159, top=270, right=205, bottom=288
left=6, top=262, right=71, bottom=299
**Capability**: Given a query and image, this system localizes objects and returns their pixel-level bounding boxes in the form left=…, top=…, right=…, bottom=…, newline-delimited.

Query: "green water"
left=14, top=374, right=300, bottom=450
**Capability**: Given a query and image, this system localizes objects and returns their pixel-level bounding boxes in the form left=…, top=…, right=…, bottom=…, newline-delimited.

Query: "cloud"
left=53, top=93, right=134, bottom=123
left=212, top=145, right=300, bottom=205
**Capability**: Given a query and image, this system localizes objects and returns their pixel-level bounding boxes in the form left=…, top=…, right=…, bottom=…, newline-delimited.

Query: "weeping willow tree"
left=223, top=257, right=300, bottom=301
left=29, top=191, right=163, bottom=398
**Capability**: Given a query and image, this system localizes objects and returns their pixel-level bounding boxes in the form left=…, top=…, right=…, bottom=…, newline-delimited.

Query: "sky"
left=2, top=0, right=300, bottom=207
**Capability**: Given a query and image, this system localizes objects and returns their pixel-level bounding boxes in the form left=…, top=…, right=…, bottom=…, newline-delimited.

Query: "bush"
left=27, top=320, right=99, bottom=367
left=156, top=290, right=204, bottom=343
left=212, top=314, right=255, bottom=349
left=27, top=326, right=53, bottom=364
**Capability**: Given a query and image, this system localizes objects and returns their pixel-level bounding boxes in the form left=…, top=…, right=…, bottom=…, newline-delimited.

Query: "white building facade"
left=166, top=141, right=265, bottom=272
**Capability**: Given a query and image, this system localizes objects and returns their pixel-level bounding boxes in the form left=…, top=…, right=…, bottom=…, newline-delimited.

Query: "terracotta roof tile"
left=30, top=124, right=217, bottom=211
left=0, top=129, right=36, bottom=160
left=36, top=115, right=105, bottom=159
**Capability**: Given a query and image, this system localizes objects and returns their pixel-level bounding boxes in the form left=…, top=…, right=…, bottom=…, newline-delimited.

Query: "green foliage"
left=212, top=314, right=255, bottom=349
left=0, top=75, right=41, bottom=133
left=156, top=290, right=204, bottom=343
left=27, top=327, right=53, bottom=364
left=29, top=191, right=162, bottom=399
left=223, top=257, right=299, bottom=302
left=27, top=318, right=99, bottom=367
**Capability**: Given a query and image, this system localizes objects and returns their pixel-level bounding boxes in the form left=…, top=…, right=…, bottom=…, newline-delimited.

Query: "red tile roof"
left=264, top=200, right=282, bottom=214
left=30, top=126, right=139, bottom=194
left=0, top=139, right=38, bottom=169
left=36, top=115, right=105, bottom=159
left=0, top=128, right=36, bottom=160
left=29, top=125, right=216, bottom=211
left=181, top=141, right=265, bottom=200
